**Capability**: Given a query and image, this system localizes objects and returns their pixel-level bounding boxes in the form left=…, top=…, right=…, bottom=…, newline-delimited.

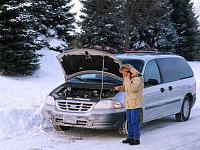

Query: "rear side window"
left=175, top=58, right=194, bottom=79
left=156, top=57, right=193, bottom=83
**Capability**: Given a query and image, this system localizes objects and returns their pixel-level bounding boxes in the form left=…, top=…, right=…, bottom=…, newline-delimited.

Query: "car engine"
left=53, top=84, right=118, bottom=100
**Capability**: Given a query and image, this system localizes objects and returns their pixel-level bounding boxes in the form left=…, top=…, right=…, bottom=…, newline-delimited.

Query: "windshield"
left=70, top=74, right=122, bottom=85
left=121, top=59, right=144, bottom=73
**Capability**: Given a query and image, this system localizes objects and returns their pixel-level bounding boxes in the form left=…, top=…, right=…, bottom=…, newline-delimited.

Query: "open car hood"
left=57, top=49, right=123, bottom=81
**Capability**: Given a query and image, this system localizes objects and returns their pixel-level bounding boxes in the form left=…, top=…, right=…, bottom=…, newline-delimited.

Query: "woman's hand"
left=114, top=86, right=120, bottom=91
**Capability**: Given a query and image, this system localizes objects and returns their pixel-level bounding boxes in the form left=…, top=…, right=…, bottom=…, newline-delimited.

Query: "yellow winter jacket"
left=119, top=76, right=144, bottom=109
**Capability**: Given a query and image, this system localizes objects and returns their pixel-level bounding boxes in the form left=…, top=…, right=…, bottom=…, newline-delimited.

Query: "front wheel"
left=119, top=119, right=128, bottom=137
left=175, top=96, right=191, bottom=122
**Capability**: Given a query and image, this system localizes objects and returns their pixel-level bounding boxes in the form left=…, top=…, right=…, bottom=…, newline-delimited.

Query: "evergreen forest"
left=0, top=0, right=200, bottom=75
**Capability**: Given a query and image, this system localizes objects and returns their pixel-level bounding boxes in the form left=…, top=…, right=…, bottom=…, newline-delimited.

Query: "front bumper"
left=42, top=104, right=125, bottom=129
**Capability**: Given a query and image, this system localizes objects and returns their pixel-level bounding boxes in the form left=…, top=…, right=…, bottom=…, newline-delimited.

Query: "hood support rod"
left=100, top=54, right=104, bottom=100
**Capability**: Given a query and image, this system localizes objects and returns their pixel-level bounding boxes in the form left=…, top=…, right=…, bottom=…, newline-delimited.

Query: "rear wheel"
left=53, top=125, right=70, bottom=131
left=175, top=96, right=191, bottom=122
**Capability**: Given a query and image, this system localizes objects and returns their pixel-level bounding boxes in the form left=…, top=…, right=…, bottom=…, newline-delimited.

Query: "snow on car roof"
left=114, top=53, right=183, bottom=61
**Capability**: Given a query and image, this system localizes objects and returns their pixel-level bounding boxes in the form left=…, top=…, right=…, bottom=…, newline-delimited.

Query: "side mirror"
left=148, top=79, right=158, bottom=85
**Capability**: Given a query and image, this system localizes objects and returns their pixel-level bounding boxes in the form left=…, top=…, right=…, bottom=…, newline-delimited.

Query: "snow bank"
left=0, top=47, right=64, bottom=139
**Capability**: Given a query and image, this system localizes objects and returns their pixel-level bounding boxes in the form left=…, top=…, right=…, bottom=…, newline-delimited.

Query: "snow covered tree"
left=131, top=24, right=179, bottom=52
left=116, top=0, right=176, bottom=50
left=0, top=0, right=41, bottom=75
left=130, top=1, right=180, bottom=52
left=169, top=0, right=200, bottom=60
left=79, top=0, right=123, bottom=50
left=31, top=0, right=76, bottom=52
left=79, top=0, right=179, bottom=52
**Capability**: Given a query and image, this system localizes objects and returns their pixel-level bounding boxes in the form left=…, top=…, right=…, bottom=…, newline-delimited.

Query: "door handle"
left=160, top=88, right=165, bottom=93
left=168, top=86, right=173, bottom=91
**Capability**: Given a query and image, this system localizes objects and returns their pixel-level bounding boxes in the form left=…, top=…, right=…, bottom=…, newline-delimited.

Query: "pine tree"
left=79, top=0, right=123, bottom=50
left=130, top=1, right=180, bottom=52
left=170, top=0, right=200, bottom=60
left=31, top=0, right=76, bottom=52
left=79, top=0, right=179, bottom=52
left=120, top=0, right=177, bottom=51
left=0, top=0, right=41, bottom=75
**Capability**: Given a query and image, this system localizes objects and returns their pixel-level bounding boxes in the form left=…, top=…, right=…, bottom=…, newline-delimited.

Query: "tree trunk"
left=124, top=0, right=130, bottom=50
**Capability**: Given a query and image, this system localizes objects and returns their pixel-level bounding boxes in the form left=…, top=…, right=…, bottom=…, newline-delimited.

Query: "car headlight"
left=45, top=96, right=55, bottom=106
left=94, top=100, right=122, bottom=109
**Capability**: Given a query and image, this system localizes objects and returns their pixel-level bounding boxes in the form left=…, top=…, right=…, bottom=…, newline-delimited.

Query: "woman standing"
left=114, top=64, right=144, bottom=145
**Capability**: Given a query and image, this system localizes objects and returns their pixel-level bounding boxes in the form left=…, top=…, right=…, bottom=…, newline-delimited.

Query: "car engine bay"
left=52, top=82, right=119, bottom=100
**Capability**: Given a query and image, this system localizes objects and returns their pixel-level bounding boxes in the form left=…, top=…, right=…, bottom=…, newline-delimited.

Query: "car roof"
left=115, top=52, right=183, bottom=62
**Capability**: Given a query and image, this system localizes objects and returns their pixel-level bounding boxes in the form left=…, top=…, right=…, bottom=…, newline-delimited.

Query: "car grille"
left=56, top=100, right=95, bottom=112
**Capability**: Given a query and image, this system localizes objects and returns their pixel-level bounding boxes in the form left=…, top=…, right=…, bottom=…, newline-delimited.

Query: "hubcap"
left=183, top=100, right=190, bottom=118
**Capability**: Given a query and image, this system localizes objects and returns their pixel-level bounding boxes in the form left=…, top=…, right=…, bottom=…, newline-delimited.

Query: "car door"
left=156, top=58, right=190, bottom=116
left=143, top=59, right=167, bottom=122
left=164, top=81, right=183, bottom=116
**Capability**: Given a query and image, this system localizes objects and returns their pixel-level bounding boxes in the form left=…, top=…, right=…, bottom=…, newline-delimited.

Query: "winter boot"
left=122, top=138, right=132, bottom=143
left=129, top=139, right=140, bottom=145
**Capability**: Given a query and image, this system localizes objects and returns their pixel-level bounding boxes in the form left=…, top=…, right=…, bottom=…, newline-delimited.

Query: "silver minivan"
left=42, top=49, right=196, bottom=135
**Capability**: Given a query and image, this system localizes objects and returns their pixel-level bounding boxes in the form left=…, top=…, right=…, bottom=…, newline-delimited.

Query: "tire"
left=139, top=109, right=145, bottom=128
left=53, top=125, right=70, bottom=131
left=175, top=96, right=191, bottom=122
left=119, top=119, right=128, bottom=137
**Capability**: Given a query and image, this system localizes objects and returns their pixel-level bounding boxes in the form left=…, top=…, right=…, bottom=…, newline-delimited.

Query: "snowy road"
left=0, top=49, right=200, bottom=150
left=1, top=109, right=200, bottom=150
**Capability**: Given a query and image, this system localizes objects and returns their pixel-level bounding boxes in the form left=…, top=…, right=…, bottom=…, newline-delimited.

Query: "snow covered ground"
left=0, top=48, right=200, bottom=150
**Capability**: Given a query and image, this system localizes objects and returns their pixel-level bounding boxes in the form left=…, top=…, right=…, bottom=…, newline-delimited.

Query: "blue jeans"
left=126, top=108, right=140, bottom=140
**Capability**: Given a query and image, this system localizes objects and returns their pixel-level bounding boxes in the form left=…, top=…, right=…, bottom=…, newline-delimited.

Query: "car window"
left=156, top=58, right=179, bottom=83
left=72, top=74, right=122, bottom=84
left=156, top=58, right=193, bottom=83
left=175, top=58, right=194, bottom=79
left=144, top=60, right=161, bottom=85
left=121, top=59, right=144, bottom=73
left=78, top=74, right=116, bottom=80
left=78, top=74, right=96, bottom=79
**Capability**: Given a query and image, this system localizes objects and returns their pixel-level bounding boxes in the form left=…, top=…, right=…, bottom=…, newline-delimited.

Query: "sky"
left=191, top=0, right=200, bottom=22
left=71, top=0, right=82, bottom=33
left=72, top=0, right=82, bottom=20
